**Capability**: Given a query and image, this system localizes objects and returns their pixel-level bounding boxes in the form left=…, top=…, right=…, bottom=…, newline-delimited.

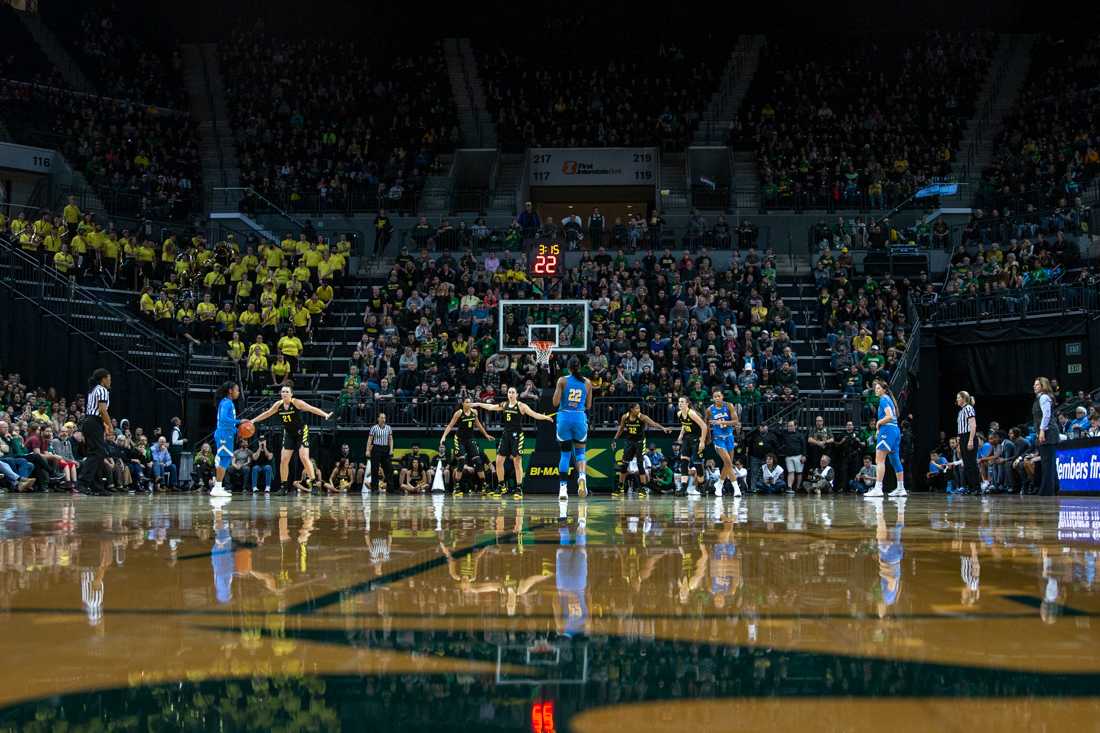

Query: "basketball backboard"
left=498, top=299, right=589, bottom=353
left=495, top=639, right=589, bottom=685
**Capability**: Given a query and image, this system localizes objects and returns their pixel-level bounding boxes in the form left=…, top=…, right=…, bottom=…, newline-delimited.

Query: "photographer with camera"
left=250, top=434, right=274, bottom=492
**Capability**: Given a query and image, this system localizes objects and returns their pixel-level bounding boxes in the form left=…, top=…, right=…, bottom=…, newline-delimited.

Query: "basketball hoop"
left=531, top=340, right=555, bottom=368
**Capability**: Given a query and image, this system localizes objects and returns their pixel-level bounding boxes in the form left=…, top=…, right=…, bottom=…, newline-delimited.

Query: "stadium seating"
left=219, top=23, right=458, bottom=214
left=0, top=4, right=68, bottom=88
left=979, top=35, right=1100, bottom=212
left=476, top=38, right=734, bottom=151
left=0, top=81, right=201, bottom=221
left=735, top=33, right=997, bottom=210
left=38, top=0, right=188, bottom=109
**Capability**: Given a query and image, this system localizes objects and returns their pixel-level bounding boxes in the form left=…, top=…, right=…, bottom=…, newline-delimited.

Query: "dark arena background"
left=1, top=0, right=1100, bottom=729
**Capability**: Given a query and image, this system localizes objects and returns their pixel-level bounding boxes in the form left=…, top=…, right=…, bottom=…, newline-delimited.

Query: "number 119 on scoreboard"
left=528, top=242, right=562, bottom=278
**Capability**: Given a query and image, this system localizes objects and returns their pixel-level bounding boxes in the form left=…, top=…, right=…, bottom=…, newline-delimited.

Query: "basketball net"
left=531, top=340, right=555, bottom=369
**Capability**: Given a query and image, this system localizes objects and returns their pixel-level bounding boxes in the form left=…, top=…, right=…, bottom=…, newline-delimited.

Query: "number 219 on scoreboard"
left=529, top=242, right=562, bottom=278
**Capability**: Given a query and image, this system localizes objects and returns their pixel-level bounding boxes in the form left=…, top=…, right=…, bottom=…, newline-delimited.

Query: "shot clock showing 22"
left=528, top=241, right=563, bottom=278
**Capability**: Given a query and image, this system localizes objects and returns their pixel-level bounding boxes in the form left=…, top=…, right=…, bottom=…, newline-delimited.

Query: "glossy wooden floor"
left=0, top=492, right=1098, bottom=732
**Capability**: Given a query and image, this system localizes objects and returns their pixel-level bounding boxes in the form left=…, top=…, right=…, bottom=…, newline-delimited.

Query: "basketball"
left=238, top=420, right=256, bottom=439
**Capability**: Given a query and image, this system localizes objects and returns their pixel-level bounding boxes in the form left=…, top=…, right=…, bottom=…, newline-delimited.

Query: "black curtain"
left=0, top=294, right=180, bottom=434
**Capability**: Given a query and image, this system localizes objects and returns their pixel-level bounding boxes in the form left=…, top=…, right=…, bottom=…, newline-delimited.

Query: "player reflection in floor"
left=555, top=504, right=588, bottom=637
left=871, top=498, right=906, bottom=617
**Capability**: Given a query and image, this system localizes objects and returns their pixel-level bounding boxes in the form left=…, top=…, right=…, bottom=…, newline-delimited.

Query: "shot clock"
left=528, top=241, right=563, bottom=278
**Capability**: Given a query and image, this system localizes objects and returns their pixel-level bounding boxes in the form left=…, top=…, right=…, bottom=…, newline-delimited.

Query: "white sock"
left=896, top=480, right=905, bottom=490
left=559, top=480, right=567, bottom=492
left=874, top=481, right=883, bottom=491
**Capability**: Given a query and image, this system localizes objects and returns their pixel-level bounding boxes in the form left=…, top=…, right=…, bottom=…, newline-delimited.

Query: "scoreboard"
left=528, top=241, right=563, bottom=278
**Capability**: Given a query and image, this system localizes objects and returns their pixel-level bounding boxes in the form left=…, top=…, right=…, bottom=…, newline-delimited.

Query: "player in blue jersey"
left=552, top=357, right=592, bottom=500
left=210, top=381, right=241, bottom=498
left=708, top=389, right=741, bottom=497
left=866, top=378, right=906, bottom=499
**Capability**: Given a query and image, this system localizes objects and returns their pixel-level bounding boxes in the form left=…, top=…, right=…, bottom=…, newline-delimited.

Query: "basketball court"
left=0, top=493, right=1098, bottom=731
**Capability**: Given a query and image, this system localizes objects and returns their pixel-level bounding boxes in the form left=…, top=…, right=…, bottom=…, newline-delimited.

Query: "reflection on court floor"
left=0, top=494, right=1098, bottom=731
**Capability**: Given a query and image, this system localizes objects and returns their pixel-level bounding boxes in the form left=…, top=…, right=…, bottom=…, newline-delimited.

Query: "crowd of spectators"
left=979, top=35, right=1100, bottom=212
left=477, top=38, right=731, bottom=150
left=0, top=371, right=166, bottom=493
left=0, top=3, right=67, bottom=88
left=220, top=21, right=457, bottom=214
left=809, top=245, right=917, bottom=411
left=734, top=33, right=996, bottom=210
left=1, top=200, right=351, bottom=391
left=339, top=239, right=812, bottom=429
left=0, top=81, right=201, bottom=221
left=40, top=0, right=188, bottom=109
left=934, top=207, right=1097, bottom=317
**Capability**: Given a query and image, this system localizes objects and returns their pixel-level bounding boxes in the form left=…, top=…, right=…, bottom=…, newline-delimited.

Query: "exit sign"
left=1067, top=364, right=1082, bottom=374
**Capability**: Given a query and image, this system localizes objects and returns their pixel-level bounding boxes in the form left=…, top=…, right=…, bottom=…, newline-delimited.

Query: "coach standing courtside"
left=366, top=412, right=394, bottom=493
left=77, top=369, right=112, bottom=495
left=955, top=391, right=979, bottom=494
left=1033, top=377, right=1060, bottom=496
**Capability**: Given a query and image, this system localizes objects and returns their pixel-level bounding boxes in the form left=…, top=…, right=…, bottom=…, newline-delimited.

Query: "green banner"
left=343, top=435, right=682, bottom=486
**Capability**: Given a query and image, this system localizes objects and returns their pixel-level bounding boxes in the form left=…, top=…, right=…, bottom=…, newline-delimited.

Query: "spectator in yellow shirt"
left=277, top=328, right=304, bottom=374
left=260, top=306, right=280, bottom=341
left=852, top=328, right=873, bottom=356
left=139, top=286, right=156, bottom=321
left=248, top=350, right=269, bottom=391
left=54, top=243, right=75, bottom=275
left=292, top=263, right=312, bottom=285
left=315, top=280, right=334, bottom=305
left=63, top=196, right=81, bottom=235
left=216, top=303, right=237, bottom=337
left=271, top=354, right=291, bottom=385
left=236, top=277, right=254, bottom=303
left=227, top=332, right=246, bottom=363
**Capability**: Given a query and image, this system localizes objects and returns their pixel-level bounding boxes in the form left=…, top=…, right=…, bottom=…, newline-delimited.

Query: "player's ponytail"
left=215, top=380, right=238, bottom=403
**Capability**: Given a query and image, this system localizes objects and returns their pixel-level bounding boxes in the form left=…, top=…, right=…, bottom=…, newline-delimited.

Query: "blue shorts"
left=556, top=412, right=588, bottom=443
left=876, top=423, right=900, bottom=454
left=215, top=430, right=235, bottom=470
left=712, top=434, right=735, bottom=453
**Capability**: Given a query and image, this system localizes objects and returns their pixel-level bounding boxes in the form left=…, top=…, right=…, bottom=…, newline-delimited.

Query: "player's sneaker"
left=686, top=484, right=701, bottom=497
left=714, top=482, right=723, bottom=497
left=863, top=487, right=884, bottom=499
left=888, top=487, right=908, bottom=498
left=558, top=485, right=568, bottom=500
left=577, top=475, right=588, bottom=498
left=210, top=485, right=231, bottom=498
left=733, top=483, right=742, bottom=498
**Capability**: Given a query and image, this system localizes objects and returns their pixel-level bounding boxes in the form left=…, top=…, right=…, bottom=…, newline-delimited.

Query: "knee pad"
left=889, top=451, right=903, bottom=474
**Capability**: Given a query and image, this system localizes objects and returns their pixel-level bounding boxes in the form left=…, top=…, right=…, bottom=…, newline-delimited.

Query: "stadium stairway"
left=182, top=43, right=241, bottom=196
left=732, top=149, right=761, bottom=215
left=445, top=38, right=496, bottom=148
left=660, top=153, right=690, bottom=214
left=489, top=153, right=525, bottom=217
left=693, top=34, right=765, bottom=146
left=951, top=34, right=1038, bottom=205
left=14, top=8, right=96, bottom=94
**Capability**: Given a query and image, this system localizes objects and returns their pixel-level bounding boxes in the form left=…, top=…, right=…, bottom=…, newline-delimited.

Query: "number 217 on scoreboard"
left=529, top=242, right=562, bottom=278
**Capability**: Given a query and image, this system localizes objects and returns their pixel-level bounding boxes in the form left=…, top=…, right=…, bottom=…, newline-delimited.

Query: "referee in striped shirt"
left=366, top=413, right=394, bottom=493
left=77, top=369, right=112, bottom=495
left=955, top=391, right=979, bottom=494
